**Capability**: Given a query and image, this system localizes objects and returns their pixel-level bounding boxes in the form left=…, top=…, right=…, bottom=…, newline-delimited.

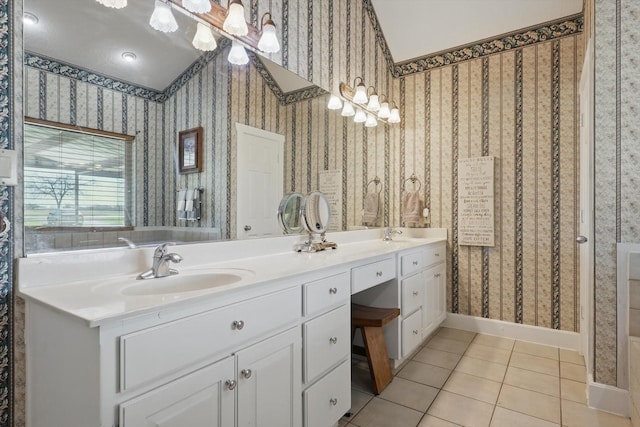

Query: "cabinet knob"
left=413, top=330, right=419, bottom=335
left=241, top=369, right=252, bottom=379
left=226, top=379, right=237, bottom=390
left=232, top=320, right=245, bottom=330
left=329, top=337, right=338, bottom=344
left=412, top=260, right=419, bottom=266
left=413, top=291, right=419, bottom=296
left=376, top=271, right=383, bottom=277
left=329, top=287, right=338, bottom=294
left=329, top=398, right=338, bottom=406
left=244, top=225, right=252, bottom=231
left=435, top=252, right=440, bottom=257
left=434, top=273, right=441, bottom=278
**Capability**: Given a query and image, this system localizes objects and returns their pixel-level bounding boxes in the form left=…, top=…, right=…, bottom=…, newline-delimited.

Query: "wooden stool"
left=351, top=303, right=400, bottom=394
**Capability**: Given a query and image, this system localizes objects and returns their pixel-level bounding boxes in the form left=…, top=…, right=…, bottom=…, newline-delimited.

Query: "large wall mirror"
left=22, top=0, right=378, bottom=254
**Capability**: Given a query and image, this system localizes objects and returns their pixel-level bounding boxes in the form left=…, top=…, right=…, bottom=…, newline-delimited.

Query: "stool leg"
left=361, top=326, right=393, bottom=394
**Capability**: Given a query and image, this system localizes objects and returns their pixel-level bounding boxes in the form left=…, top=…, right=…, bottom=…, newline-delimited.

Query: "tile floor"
left=339, top=327, right=632, bottom=427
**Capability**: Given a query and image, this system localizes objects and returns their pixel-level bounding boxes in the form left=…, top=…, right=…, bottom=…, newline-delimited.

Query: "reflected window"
left=24, top=120, right=134, bottom=229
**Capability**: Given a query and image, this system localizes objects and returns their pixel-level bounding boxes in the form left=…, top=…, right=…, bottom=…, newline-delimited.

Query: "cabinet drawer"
left=304, top=359, right=351, bottom=427
left=303, top=272, right=349, bottom=316
left=424, top=242, right=446, bottom=267
left=304, top=305, right=350, bottom=383
left=351, top=257, right=396, bottom=294
left=402, top=309, right=422, bottom=357
left=401, top=250, right=426, bottom=276
left=401, top=273, right=423, bottom=316
left=120, top=286, right=300, bottom=392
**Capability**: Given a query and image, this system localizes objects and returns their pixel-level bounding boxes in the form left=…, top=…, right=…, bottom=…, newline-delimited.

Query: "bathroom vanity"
left=18, top=228, right=446, bottom=427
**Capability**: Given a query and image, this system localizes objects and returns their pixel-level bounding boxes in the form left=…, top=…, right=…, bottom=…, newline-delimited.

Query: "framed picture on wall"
left=178, top=126, right=203, bottom=174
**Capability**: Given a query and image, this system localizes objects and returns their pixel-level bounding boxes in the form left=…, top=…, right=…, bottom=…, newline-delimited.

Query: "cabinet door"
left=434, top=263, right=447, bottom=322
left=236, top=327, right=301, bottom=427
left=119, top=356, right=235, bottom=427
left=423, top=264, right=446, bottom=334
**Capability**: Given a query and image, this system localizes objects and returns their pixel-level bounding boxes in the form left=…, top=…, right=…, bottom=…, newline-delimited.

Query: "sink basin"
left=121, top=272, right=243, bottom=296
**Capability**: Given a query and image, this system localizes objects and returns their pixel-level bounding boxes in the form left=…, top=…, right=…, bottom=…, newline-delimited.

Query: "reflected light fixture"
left=365, top=113, right=378, bottom=128
left=223, top=0, right=249, bottom=36
left=378, top=97, right=391, bottom=119
left=388, top=103, right=401, bottom=124
left=327, top=95, right=342, bottom=110
left=354, top=109, right=366, bottom=123
left=23, top=12, right=39, bottom=25
left=121, top=51, right=137, bottom=62
left=96, top=0, right=127, bottom=9
left=193, top=22, right=218, bottom=51
left=228, top=40, right=249, bottom=65
left=258, top=12, right=280, bottom=53
left=182, top=0, right=211, bottom=13
left=366, top=87, right=380, bottom=111
left=150, top=0, right=178, bottom=32
left=341, top=102, right=355, bottom=117
left=352, top=77, right=368, bottom=104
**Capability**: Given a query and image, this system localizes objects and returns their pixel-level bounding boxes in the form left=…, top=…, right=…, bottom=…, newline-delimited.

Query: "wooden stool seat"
left=351, top=303, right=400, bottom=394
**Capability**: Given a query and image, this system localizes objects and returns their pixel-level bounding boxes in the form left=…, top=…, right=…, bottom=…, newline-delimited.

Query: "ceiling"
left=23, top=0, right=584, bottom=93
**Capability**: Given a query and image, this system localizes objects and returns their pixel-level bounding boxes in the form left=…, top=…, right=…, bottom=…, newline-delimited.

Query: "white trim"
left=617, top=243, right=640, bottom=390
left=587, top=373, right=630, bottom=417
left=442, top=313, right=580, bottom=350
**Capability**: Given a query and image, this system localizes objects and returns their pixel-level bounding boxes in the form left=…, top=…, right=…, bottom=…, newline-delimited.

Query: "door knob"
left=244, top=225, right=252, bottom=231
left=576, top=235, right=588, bottom=244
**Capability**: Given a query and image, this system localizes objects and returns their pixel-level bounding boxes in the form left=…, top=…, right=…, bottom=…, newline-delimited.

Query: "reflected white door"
left=236, top=123, right=284, bottom=239
left=578, top=40, right=594, bottom=374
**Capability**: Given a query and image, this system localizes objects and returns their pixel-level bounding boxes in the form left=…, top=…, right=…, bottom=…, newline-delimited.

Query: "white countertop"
left=17, top=228, right=447, bottom=327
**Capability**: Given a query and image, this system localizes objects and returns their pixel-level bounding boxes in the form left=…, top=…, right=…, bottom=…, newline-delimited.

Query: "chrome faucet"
left=137, top=242, right=183, bottom=280
left=118, top=237, right=136, bottom=248
left=383, top=227, right=403, bottom=241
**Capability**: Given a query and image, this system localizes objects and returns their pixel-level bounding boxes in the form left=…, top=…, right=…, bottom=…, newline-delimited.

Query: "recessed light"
left=23, top=12, right=39, bottom=25
left=121, top=52, right=137, bottom=62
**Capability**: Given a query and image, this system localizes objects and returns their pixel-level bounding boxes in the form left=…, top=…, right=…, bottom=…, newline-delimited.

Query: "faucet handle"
left=154, top=242, right=177, bottom=257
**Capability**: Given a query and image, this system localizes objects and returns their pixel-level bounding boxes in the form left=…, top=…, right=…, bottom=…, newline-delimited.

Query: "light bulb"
left=149, top=0, right=178, bottom=33
left=388, top=107, right=401, bottom=124
left=182, top=0, right=211, bottom=13
left=223, top=0, right=248, bottom=36
left=121, top=52, right=137, bottom=62
left=228, top=41, right=249, bottom=65
left=378, top=102, right=391, bottom=119
left=353, top=83, right=368, bottom=104
left=365, top=113, right=378, bottom=128
left=327, top=95, right=342, bottom=110
left=23, top=12, right=39, bottom=25
left=193, top=22, right=218, bottom=51
left=367, top=94, right=380, bottom=111
left=354, top=109, right=366, bottom=123
left=96, top=0, right=127, bottom=9
left=341, top=102, right=355, bottom=117
left=258, top=19, right=280, bottom=53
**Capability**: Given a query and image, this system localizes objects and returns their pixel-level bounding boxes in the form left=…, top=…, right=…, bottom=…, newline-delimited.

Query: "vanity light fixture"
left=150, top=0, right=179, bottom=33
left=121, top=51, right=137, bottom=62
left=23, top=12, right=39, bottom=25
left=388, top=102, right=401, bottom=124
left=365, top=113, right=378, bottom=128
left=341, top=102, right=355, bottom=117
left=182, top=0, right=211, bottom=14
left=378, top=95, right=390, bottom=119
left=228, top=40, right=249, bottom=65
left=258, top=12, right=280, bottom=53
left=354, top=109, right=367, bottom=123
left=366, top=87, right=380, bottom=112
left=192, top=22, right=218, bottom=51
left=352, top=77, right=368, bottom=104
left=223, top=0, right=249, bottom=36
left=327, top=95, right=342, bottom=110
left=96, top=0, right=127, bottom=9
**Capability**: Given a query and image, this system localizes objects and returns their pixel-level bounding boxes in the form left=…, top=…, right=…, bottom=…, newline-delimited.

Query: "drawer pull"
left=413, top=330, right=419, bottom=335
left=232, top=320, right=245, bottom=330
left=413, top=291, right=419, bottom=296
left=412, top=260, right=419, bottom=266
left=329, top=287, right=338, bottom=294
left=329, top=398, right=338, bottom=406
left=329, top=336, right=338, bottom=344
left=434, top=273, right=441, bottom=278
left=435, top=253, right=440, bottom=257
left=226, top=379, right=237, bottom=390
left=376, top=271, right=383, bottom=277
left=241, top=369, right=252, bottom=379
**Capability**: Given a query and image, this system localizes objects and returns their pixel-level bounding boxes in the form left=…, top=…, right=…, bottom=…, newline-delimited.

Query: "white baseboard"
left=442, top=313, right=581, bottom=350
left=587, top=373, right=630, bottom=417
